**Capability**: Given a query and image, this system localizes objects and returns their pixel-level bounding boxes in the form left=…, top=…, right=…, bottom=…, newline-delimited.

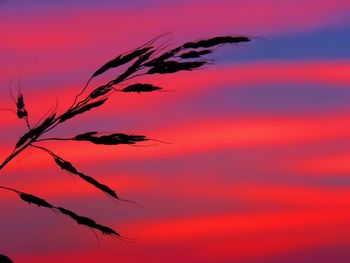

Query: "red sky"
left=1, top=1, right=350, bottom=262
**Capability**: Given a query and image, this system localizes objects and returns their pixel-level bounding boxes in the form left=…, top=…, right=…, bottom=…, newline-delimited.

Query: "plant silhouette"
left=0, top=34, right=251, bottom=260
left=0, top=254, right=14, bottom=263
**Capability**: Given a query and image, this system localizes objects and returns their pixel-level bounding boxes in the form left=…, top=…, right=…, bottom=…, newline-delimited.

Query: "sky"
left=1, top=0, right=350, bottom=262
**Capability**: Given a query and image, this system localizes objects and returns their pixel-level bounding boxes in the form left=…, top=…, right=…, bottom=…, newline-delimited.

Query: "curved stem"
left=0, top=185, right=21, bottom=194
left=70, top=76, right=93, bottom=109
left=35, top=137, right=74, bottom=142
left=30, top=144, right=58, bottom=159
left=0, top=108, right=16, bottom=114
left=0, top=139, right=34, bottom=170
left=24, top=116, right=31, bottom=130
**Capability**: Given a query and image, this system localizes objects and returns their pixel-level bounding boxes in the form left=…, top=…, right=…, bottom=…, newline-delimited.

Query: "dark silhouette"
left=0, top=186, right=122, bottom=239
left=0, top=254, right=14, bottom=263
left=121, top=83, right=162, bottom=93
left=179, top=49, right=213, bottom=59
left=0, top=34, right=251, bottom=260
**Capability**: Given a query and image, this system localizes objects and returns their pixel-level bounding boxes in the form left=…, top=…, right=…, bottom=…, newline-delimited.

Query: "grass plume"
left=0, top=33, right=252, bottom=243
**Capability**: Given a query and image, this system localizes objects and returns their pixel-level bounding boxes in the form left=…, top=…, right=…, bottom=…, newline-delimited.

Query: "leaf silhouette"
left=74, top=132, right=148, bottom=145
left=89, top=85, right=113, bottom=99
left=1, top=185, right=122, bottom=238
left=121, top=83, right=162, bottom=93
left=182, top=36, right=250, bottom=49
left=147, top=60, right=207, bottom=74
left=179, top=49, right=212, bottom=59
left=59, top=98, right=107, bottom=123
left=57, top=207, right=96, bottom=226
left=17, top=94, right=25, bottom=109
left=19, top=193, right=53, bottom=208
left=145, top=46, right=183, bottom=67
left=57, top=206, right=121, bottom=237
left=111, top=50, right=155, bottom=84
left=92, top=47, right=153, bottom=78
left=53, top=155, right=119, bottom=199
left=16, top=113, right=56, bottom=148
left=54, top=157, right=78, bottom=174
left=94, top=223, right=120, bottom=236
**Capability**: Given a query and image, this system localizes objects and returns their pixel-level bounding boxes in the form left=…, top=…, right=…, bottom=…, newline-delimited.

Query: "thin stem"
left=71, top=76, right=93, bottom=109
left=0, top=108, right=16, bottom=114
left=35, top=137, right=74, bottom=142
left=30, top=144, right=58, bottom=158
left=33, top=99, right=59, bottom=128
left=40, top=115, right=64, bottom=135
left=0, top=185, right=21, bottom=194
left=0, top=139, right=35, bottom=170
left=24, top=116, right=31, bottom=130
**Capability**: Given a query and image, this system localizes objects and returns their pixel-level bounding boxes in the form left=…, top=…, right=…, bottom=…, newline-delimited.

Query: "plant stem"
left=35, top=137, right=74, bottom=142
left=0, top=185, right=21, bottom=193
left=0, top=139, right=34, bottom=170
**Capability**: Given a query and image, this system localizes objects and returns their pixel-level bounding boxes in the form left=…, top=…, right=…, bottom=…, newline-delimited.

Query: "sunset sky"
left=1, top=1, right=350, bottom=262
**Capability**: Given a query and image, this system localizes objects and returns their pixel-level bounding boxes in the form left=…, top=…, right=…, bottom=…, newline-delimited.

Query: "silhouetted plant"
left=0, top=254, right=14, bottom=263
left=0, top=34, right=251, bottom=259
